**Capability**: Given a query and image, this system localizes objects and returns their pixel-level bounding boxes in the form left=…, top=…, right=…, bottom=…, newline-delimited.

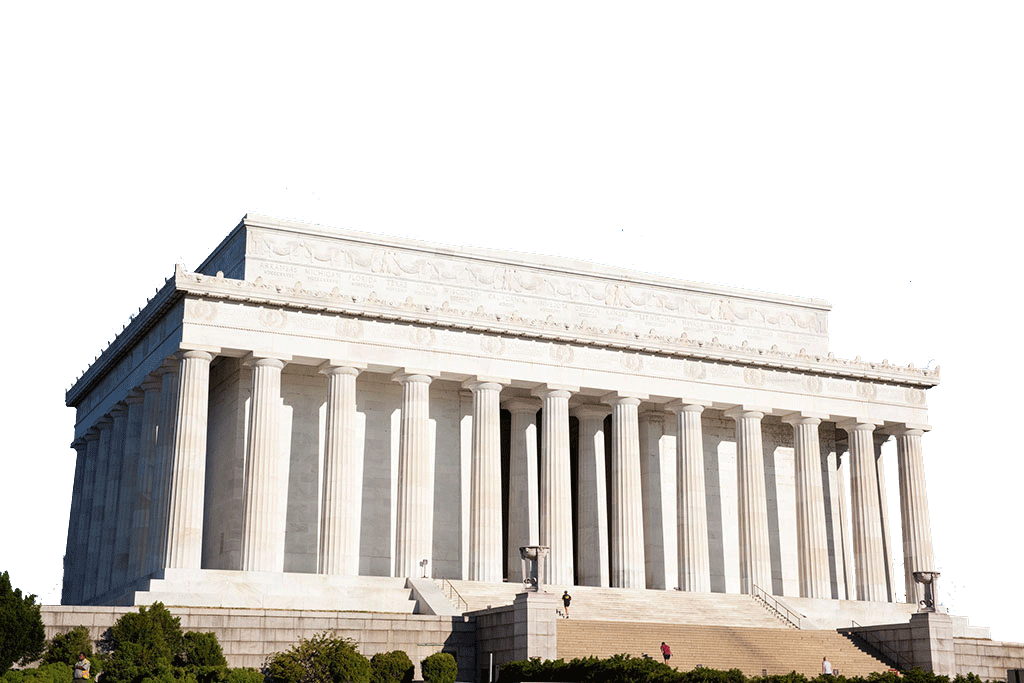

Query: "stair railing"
left=839, top=623, right=905, bottom=671
left=437, top=577, right=468, bottom=612
left=750, top=584, right=801, bottom=629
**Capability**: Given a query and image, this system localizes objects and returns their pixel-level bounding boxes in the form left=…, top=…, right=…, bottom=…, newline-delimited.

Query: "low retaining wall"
left=954, top=638, right=1024, bottom=681
left=41, top=605, right=476, bottom=680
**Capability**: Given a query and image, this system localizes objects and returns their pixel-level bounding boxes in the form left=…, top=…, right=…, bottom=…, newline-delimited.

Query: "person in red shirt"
left=661, top=642, right=672, bottom=663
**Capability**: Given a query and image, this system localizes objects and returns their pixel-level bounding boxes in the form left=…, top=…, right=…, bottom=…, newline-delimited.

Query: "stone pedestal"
left=511, top=591, right=559, bottom=662
left=909, top=611, right=955, bottom=676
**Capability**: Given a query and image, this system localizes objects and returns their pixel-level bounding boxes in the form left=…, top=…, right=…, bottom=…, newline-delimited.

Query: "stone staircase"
left=556, top=620, right=893, bottom=677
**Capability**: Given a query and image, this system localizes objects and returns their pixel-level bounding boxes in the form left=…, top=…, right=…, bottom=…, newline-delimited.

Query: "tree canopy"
left=0, top=571, right=46, bottom=674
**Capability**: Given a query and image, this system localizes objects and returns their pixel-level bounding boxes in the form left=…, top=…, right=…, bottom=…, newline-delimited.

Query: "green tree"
left=419, top=653, right=456, bottom=683
left=264, top=634, right=369, bottom=683
left=0, top=571, right=46, bottom=673
left=368, top=651, right=412, bottom=683
left=100, top=602, right=186, bottom=683
left=177, top=632, right=228, bottom=683
left=43, top=627, right=94, bottom=667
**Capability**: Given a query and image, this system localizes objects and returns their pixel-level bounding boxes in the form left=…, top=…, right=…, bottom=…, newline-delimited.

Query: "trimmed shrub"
left=419, top=653, right=456, bottom=683
left=43, top=628, right=94, bottom=667
left=226, top=668, right=265, bottom=683
left=264, top=633, right=370, bottom=683
left=178, top=632, right=228, bottom=683
left=0, top=663, right=72, bottom=683
left=368, top=651, right=412, bottom=683
left=100, top=602, right=185, bottom=683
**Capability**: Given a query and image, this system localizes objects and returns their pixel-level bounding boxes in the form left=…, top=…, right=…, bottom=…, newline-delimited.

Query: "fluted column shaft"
left=844, top=421, right=888, bottom=601
left=81, top=427, right=103, bottom=601
left=63, top=438, right=89, bottom=605
left=148, top=362, right=179, bottom=574
left=785, top=414, right=831, bottom=598
left=875, top=433, right=897, bottom=602
left=319, top=365, right=362, bottom=575
left=85, top=418, right=112, bottom=601
left=606, top=395, right=645, bottom=589
left=112, top=392, right=144, bottom=590
left=130, top=377, right=161, bottom=582
left=504, top=398, right=540, bottom=582
left=394, top=373, right=434, bottom=578
left=98, top=407, right=126, bottom=597
left=535, top=387, right=574, bottom=586
left=639, top=411, right=667, bottom=589
left=670, top=402, right=711, bottom=592
left=572, top=405, right=610, bottom=587
left=896, top=427, right=935, bottom=606
left=467, top=381, right=504, bottom=581
left=241, top=357, right=288, bottom=571
left=165, top=350, right=213, bottom=569
left=727, top=407, right=771, bottom=595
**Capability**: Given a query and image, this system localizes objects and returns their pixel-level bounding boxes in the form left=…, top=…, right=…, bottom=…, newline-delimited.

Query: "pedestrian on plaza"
left=661, top=641, right=672, bottom=663
left=562, top=590, right=572, bottom=618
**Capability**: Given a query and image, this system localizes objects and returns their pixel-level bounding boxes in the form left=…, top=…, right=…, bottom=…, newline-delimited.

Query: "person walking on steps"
left=822, top=656, right=833, bottom=677
left=661, top=642, right=672, bottom=663
left=562, top=590, right=572, bottom=618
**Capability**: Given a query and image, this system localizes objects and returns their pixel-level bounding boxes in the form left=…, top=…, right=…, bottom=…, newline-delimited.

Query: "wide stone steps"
left=556, top=620, right=892, bottom=677
left=443, top=581, right=787, bottom=628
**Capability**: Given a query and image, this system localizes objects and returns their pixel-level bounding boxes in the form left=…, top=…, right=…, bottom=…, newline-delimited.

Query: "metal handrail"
left=839, top=624, right=905, bottom=671
left=750, top=584, right=801, bottom=629
left=438, top=577, right=468, bottom=612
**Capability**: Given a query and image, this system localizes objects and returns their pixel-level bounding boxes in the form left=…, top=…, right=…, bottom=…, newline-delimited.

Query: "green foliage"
left=418, top=653, right=456, bottom=683
left=225, top=668, right=264, bottom=683
left=43, top=628, right=94, bottom=667
left=0, top=572, right=46, bottom=673
left=0, top=663, right=72, bottom=683
left=368, top=651, right=412, bottom=683
left=264, top=633, right=369, bottom=683
left=177, top=632, right=228, bottom=683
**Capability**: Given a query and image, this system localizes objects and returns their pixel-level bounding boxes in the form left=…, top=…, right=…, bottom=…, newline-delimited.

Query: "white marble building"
left=62, top=214, right=937, bottom=611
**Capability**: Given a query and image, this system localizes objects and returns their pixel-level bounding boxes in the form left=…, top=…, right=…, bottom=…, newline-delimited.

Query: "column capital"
left=601, top=391, right=647, bottom=406
left=391, top=369, right=437, bottom=384
left=781, top=411, right=828, bottom=426
left=570, top=404, right=611, bottom=420
left=178, top=344, right=221, bottom=357
left=125, top=389, right=145, bottom=405
left=723, top=405, right=770, bottom=420
left=110, top=402, right=129, bottom=418
left=666, top=399, right=712, bottom=414
left=71, top=436, right=88, bottom=451
left=462, top=377, right=509, bottom=391
left=84, top=426, right=101, bottom=441
left=178, top=349, right=215, bottom=363
left=140, top=374, right=163, bottom=392
left=318, top=361, right=364, bottom=377
left=837, top=418, right=884, bottom=432
left=502, top=396, right=542, bottom=413
left=531, top=384, right=577, bottom=399
left=243, top=351, right=290, bottom=367
left=154, top=357, right=179, bottom=375
left=885, top=423, right=931, bottom=437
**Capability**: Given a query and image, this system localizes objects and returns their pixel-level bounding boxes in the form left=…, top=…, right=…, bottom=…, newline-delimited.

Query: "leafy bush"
left=368, top=651, right=412, bottom=683
left=419, top=652, right=456, bottom=683
left=178, top=632, right=228, bottom=683
left=264, top=633, right=369, bottom=683
left=43, top=628, right=94, bottom=667
left=0, top=571, right=46, bottom=673
left=0, top=663, right=72, bottom=683
left=226, top=668, right=265, bottom=683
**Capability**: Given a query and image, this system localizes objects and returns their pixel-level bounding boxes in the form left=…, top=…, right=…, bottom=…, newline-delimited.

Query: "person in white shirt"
left=822, top=657, right=833, bottom=676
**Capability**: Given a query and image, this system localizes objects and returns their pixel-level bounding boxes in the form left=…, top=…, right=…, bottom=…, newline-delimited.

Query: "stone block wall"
left=954, top=638, right=1024, bottom=681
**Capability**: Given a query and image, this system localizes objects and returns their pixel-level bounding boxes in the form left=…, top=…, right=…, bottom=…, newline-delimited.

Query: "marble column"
left=571, top=405, right=610, bottom=587
left=148, top=360, right=179, bottom=575
left=668, top=401, right=711, bottom=593
left=725, top=407, right=772, bottom=595
left=638, top=410, right=666, bottom=589
left=605, top=393, right=645, bottom=589
left=466, top=379, right=505, bottom=581
left=895, top=426, right=935, bottom=606
left=533, top=385, right=575, bottom=586
left=875, top=432, right=897, bottom=602
left=504, top=397, right=541, bottom=582
left=111, top=391, right=144, bottom=590
left=80, top=427, right=102, bottom=602
left=85, top=417, right=113, bottom=601
left=63, top=437, right=89, bottom=605
left=842, top=420, right=888, bottom=602
left=241, top=356, right=288, bottom=572
left=98, top=405, right=127, bottom=597
left=834, top=448, right=855, bottom=600
left=319, top=364, right=363, bottom=576
left=164, top=349, right=213, bottom=569
left=393, top=372, right=435, bottom=579
left=129, top=376, right=161, bottom=582
left=784, top=413, right=831, bottom=599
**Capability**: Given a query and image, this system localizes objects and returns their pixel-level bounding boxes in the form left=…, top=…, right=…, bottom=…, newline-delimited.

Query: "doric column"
left=63, top=437, right=89, bottom=605
left=533, top=385, right=576, bottom=586
left=241, top=355, right=288, bottom=572
left=895, top=426, right=935, bottom=606
left=130, top=376, right=161, bottom=582
left=97, top=404, right=127, bottom=597
left=504, top=397, right=541, bottom=582
left=834, top=447, right=855, bottom=600
left=79, top=427, right=101, bottom=602
left=148, top=360, right=179, bottom=574
left=604, top=393, right=646, bottom=589
left=840, top=420, right=888, bottom=601
left=319, top=363, right=363, bottom=576
left=466, top=379, right=506, bottom=581
left=668, top=400, right=711, bottom=593
left=783, top=413, right=831, bottom=599
left=638, top=409, right=666, bottom=589
left=164, top=349, right=214, bottom=569
left=393, top=371, right=435, bottom=578
left=874, top=432, right=897, bottom=602
left=725, top=406, right=772, bottom=595
left=571, top=405, right=610, bottom=587
left=85, top=416, right=112, bottom=601
left=111, top=391, right=144, bottom=591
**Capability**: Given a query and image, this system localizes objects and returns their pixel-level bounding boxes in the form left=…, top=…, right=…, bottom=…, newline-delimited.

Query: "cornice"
left=174, top=267, right=941, bottom=389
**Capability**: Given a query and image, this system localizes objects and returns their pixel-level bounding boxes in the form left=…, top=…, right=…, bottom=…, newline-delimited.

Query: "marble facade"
left=62, top=214, right=939, bottom=609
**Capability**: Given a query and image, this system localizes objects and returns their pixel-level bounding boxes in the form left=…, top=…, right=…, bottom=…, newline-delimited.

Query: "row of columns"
left=65, top=348, right=936, bottom=606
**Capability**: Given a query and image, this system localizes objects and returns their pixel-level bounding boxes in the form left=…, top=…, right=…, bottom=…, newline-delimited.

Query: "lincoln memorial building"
left=62, top=214, right=940, bottom=620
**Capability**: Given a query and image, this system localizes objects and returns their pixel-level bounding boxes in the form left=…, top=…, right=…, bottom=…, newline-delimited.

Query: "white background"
left=1, top=2, right=1022, bottom=644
